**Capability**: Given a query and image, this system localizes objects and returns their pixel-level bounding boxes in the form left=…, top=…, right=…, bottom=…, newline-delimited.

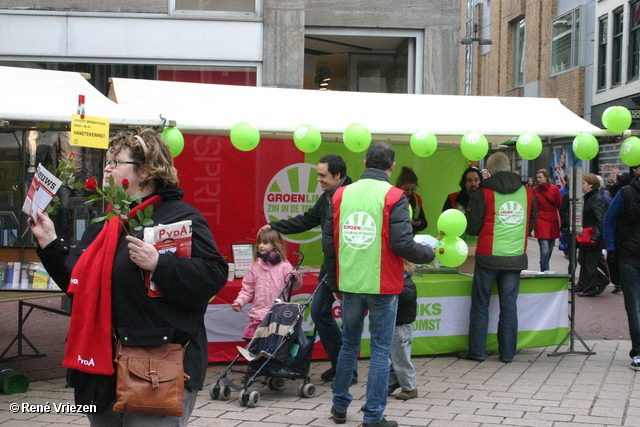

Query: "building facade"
left=461, top=0, right=596, bottom=182
left=591, top=0, right=640, bottom=181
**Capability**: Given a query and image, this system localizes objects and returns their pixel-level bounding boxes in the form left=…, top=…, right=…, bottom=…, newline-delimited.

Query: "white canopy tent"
left=0, top=66, right=166, bottom=129
left=108, top=76, right=611, bottom=146
left=0, top=65, right=611, bottom=145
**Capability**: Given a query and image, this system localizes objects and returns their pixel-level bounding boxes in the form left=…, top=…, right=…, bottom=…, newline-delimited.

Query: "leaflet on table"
left=143, top=220, right=192, bottom=297
left=21, top=164, right=63, bottom=222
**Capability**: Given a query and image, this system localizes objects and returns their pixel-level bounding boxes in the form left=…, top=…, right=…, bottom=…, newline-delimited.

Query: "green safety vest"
left=476, top=186, right=532, bottom=256
left=332, top=178, right=404, bottom=294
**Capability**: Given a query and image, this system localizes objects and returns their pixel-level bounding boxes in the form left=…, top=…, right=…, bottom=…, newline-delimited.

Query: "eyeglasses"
left=107, top=160, right=141, bottom=168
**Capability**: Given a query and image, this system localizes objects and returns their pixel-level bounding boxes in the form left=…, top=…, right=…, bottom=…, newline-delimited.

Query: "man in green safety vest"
left=323, top=142, right=435, bottom=427
left=459, top=151, right=537, bottom=363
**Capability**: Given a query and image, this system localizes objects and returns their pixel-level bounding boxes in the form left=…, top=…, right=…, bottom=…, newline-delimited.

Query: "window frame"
left=551, top=8, right=581, bottom=76
left=511, top=17, right=526, bottom=89
left=168, top=0, right=262, bottom=18
left=612, top=6, right=624, bottom=87
left=628, top=1, right=640, bottom=82
left=597, top=15, right=608, bottom=91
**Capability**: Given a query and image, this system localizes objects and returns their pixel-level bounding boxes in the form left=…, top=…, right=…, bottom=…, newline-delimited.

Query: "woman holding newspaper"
left=29, top=128, right=228, bottom=426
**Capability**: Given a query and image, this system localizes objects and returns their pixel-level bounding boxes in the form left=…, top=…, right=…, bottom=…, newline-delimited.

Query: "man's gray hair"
left=365, top=142, right=395, bottom=171
left=486, top=152, right=511, bottom=174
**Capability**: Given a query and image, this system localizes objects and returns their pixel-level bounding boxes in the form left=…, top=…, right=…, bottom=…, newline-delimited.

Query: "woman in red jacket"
left=534, top=169, right=562, bottom=272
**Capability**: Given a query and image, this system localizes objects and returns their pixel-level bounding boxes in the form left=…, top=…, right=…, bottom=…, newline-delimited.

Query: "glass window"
left=171, top=0, right=257, bottom=14
left=512, top=17, right=526, bottom=88
left=597, top=15, right=608, bottom=90
left=612, top=7, right=624, bottom=86
left=551, top=8, right=581, bottom=75
left=157, top=66, right=257, bottom=86
left=629, top=1, right=640, bottom=81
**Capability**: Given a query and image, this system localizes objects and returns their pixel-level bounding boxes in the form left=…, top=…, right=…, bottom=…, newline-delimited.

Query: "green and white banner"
left=359, top=274, right=569, bottom=356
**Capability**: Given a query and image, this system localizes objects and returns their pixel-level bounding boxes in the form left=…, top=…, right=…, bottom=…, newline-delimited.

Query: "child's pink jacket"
left=233, top=259, right=302, bottom=321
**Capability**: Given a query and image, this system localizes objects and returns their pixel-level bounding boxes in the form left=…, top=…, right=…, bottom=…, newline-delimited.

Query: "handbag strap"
left=535, top=187, right=558, bottom=209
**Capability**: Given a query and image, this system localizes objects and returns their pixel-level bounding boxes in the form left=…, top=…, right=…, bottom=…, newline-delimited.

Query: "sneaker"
left=395, top=388, right=418, bottom=400
left=330, top=406, right=347, bottom=424
left=630, top=356, right=640, bottom=371
left=387, top=382, right=400, bottom=395
left=321, top=366, right=336, bottom=381
left=613, top=286, right=622, bottom=294
left=363, top=418, right=398, bottom=427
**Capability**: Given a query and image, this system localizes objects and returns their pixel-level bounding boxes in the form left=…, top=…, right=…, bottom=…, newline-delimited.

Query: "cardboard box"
left=456, top=244, right=476, bottom=275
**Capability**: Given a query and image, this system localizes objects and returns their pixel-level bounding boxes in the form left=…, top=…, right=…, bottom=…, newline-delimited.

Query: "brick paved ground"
left=0, top=237, right=636, bottom=426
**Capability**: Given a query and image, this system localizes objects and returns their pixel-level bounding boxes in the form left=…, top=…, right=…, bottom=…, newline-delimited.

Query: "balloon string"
left=436, top=232, right=444, bottom=240
left=212, top=296, right=249, bottom=316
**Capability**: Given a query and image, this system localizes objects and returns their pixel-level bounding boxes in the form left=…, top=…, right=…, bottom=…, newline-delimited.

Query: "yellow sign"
left=70, top=114, right=110, bottom=148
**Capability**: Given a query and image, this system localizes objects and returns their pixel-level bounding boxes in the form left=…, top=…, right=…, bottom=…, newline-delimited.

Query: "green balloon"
left=410, top=130, right=437, bottom=157
left=437, top=209, right=467, bottom=237
left=602, top=106, right=632, bottom=133
left=230, top=122, right=260, bottom=151
left=460, top=131, right=489, bottom=161
left=436, top=236, right=468, bottom=267
left=572, top=133, right=599, bottom=160
left=343, top=123, right=371, bottom=153
left=160, top=127, right=185, bottom=158
left=516, top=132, right=542, bottom=160
left=293, top=124, right=322, bottom=153
left=620, top=136, right=640, bottom=166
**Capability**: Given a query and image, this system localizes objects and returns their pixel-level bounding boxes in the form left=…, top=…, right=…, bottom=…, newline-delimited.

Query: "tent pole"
left=549, top=156, right=595, bottom=356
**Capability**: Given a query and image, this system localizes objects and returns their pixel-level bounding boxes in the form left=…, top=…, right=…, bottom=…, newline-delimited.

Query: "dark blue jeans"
left=310, top=278, right=342, bottom=366
left=332, top=293, right=398, bottom=424
left=538, top=238, right=555, bottom=272
left=468, top=263, right=521, bottom=362
left=620, top=258, right=640, bottom=359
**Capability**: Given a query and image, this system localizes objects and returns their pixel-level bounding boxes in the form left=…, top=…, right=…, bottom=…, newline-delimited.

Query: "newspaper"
left=21, top=164, right=63, bottom=222
left=143, top=220, right=192, bottom=297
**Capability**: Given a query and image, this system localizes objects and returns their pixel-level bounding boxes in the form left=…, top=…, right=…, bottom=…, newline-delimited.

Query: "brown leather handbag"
left=113, top=340, right=189, bottom=417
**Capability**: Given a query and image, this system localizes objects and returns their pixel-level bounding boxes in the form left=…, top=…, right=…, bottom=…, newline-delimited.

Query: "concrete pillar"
left=262, top=0, right=305, bottom=88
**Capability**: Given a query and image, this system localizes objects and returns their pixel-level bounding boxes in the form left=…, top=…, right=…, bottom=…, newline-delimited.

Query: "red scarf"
left=62, top=195, right=162, bottom=375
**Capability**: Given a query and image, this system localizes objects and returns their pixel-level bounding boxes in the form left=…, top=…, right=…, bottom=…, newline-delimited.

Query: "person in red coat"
left=395, top=166, right=428, bottom=234
left=533, top=169, right=562, bottom=271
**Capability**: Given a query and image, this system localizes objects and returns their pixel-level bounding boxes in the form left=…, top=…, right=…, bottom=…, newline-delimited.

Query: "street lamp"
left=462, top=8, right=492, bottom=96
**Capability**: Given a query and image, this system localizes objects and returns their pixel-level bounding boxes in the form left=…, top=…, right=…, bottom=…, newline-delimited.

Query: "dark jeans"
left=311, top=278, right=342, bottom=366
left=620, top=259, right=640, bottom=359
left=467, top=263, right=521, bottom=362
left=577, top=248, right=610, bottom=294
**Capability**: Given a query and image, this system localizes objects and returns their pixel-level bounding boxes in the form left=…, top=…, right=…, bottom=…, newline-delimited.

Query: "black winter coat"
left=396, top=275, right=417, bottom=326
left=581, top=188, right=607, bottom=251
left=37, top=187, right=228, bottom=412
left=270, top=175, right=353, bottom=279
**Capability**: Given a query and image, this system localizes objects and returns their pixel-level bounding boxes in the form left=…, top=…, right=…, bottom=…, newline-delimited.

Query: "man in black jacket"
left=260, top=154, right=352, bottom=381
left=604, top=174, right=640, bottom=370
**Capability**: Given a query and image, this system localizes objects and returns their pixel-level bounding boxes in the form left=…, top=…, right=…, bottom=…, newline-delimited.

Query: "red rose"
left=122, top=179, right=129, bottom=190
left=69, top=152, right=75, bottom=159
left=85, top=177, right=98, bottom=191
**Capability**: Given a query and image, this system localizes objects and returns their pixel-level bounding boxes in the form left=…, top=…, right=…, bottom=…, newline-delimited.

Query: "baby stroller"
left=210, top=252, right=321, bottom=407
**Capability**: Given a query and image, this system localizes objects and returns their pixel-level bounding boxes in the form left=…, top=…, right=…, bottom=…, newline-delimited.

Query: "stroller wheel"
left=248, top=390, right=260, bottom=408
left=210, top=384, right=220, bottom=400
left=299, top=383, right=316, bottom=398
left=239, top=390, right=249, bottom=407
left=219, top=384, right=231, bottom=401
left=267, top=377, right=286, bottom=391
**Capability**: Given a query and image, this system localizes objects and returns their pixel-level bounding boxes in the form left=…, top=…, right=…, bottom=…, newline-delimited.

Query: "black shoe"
left=613, top=286, right=622, bottom=294
left=577, top=292, right=597, bottom=297
left=351, top=375, right=358, bottom=385
left=363, top=418, right=398, bottom=427
left=457, top=351, right=484, bottom=362
left=321, top=366, right=336, bottom=381
left=330, top=406, right=346, bottom=424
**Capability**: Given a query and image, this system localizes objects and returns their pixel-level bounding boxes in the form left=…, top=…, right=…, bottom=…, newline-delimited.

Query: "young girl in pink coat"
left=232, top=229, right=302, bottom=340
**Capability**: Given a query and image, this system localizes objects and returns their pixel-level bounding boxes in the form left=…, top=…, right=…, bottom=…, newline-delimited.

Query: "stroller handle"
left=278, top=251, right=304, bottom=302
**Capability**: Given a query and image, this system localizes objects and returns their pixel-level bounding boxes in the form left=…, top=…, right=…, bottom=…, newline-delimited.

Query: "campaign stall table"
left=204, top=270, right=569, bottom=362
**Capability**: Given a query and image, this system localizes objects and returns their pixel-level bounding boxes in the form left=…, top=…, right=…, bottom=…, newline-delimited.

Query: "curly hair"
left=396, top=166, right=419, bottom=187
left=109, top=127, right=179, bottom=189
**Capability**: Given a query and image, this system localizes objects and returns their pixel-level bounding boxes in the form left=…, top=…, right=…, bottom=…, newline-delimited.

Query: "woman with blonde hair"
left=30, top=127, right=229, bottom=426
